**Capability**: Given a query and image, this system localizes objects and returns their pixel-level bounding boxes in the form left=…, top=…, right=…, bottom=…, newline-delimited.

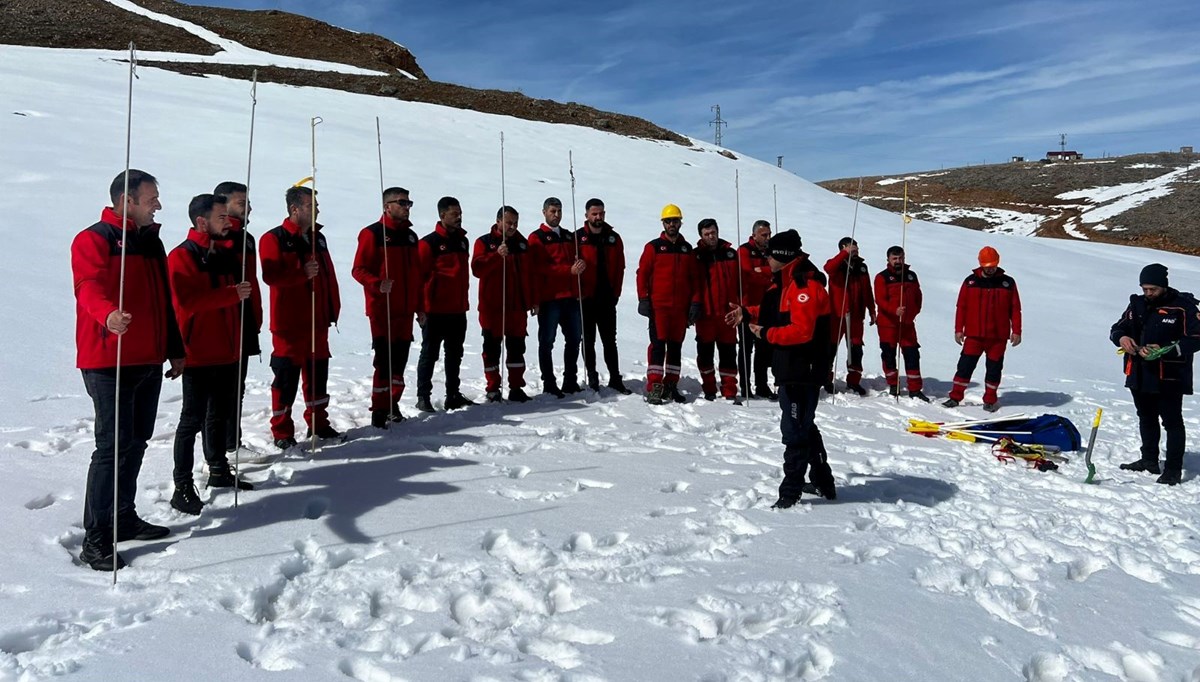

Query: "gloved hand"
left=638, top=298, right=652, bottom=317
left=688, top=302, right=702, bottom=325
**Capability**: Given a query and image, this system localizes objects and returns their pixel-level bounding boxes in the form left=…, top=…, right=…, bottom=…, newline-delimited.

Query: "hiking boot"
left=171, top=483, right=204, bottom=515
left=306, top=425, right=343, bottom=440
left=941, top=398, right=960, bottom=408
left=982, top=402, right=1001, bottom=413
left=909, top=390, right=931, bottom=403
left=416, top=396, right=435, bottom=413
left=888, top=384, right=901, bottom=397
left=824, top=382, right=836, bottom=395
left=274, top=436, right=298, bottom=450
left=208, top=469, right=254, bottom=490
left=444, top=393, right=476, bottom=410
left=543, top=383, right=565, bottom=399
left=1157, top=470, right=1182, bottom=486
left=667, top=383, right=686, bottom=403
left=847, top=383, right=868, bottom=397
left=389, top=405, right=405, bottom=423
left=608, top=378, right=633, bottom=395
left=704, top=391, right=717, bottom=401
left=485, top=390, right=503, bottom=403
left=1120, top=459, right=1161, bottom=474
left=771, top=496, right=799, bottom=510
left=80, top=535, right=126, bottom=571
left=587, top=372, right=601, bottom=391
left=645, top=382, right=666, bottom=405
left=561, top=379, right=583, bottom=394
left=507, top=387, right=531, bottom=403
left=371, top=410, right=389, bottom=429
left=755, top=386, right=777, bottom=401
left=117, top=516, right=170, bottom=542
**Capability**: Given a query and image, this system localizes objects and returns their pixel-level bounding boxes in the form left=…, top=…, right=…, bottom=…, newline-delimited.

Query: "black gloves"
left=638, top=298, right=652, bottom=317
left=688, top=302, right=702, bottom=325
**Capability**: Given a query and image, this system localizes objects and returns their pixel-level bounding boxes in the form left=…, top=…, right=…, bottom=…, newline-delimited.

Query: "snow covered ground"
left=3, top=34, right=1200, bottom=682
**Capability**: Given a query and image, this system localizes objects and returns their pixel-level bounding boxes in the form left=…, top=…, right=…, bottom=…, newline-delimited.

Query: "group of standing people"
left=69, top=169, right=1194, bottom=571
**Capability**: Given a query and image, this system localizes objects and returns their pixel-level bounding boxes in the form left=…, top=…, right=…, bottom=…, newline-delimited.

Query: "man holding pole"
left=72, top=169, right=180, bottom=571
left=212, top=181, right=262, bottom=453
left=739, top=220, right=774, bottom=399
left=472, top=206, right=535, bottom=402
left=824, top=237, right=875, bottom=396
left=260, top=185, right=342, bottom=448
left=874, top=245, right=928, bottom=401
left=353, top=187, right=424, bottom=427
left=529, top=197, right=585, bottom=397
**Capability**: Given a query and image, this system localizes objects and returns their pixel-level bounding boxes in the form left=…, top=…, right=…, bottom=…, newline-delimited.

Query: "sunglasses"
left=662, top=218, right=682, bottom=224
left=386, top=199, right=414, bottom=207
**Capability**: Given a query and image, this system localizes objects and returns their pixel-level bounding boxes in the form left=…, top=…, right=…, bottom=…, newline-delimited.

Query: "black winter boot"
left=444, top=393, right=476, bottom=410
left=1120, top=459, right=1161, bottom=475
left=371, top=410, right=389, bottom=429
left=80, top=531, right=126, bottom=571
left=608, top=377, right=633, bottom=395
left=117, top=515, right=170, bottom=542
left=415, top=396, right=435, bottom=413
left=208, top=466, right=254, bottom=490
left=171, top=483, right=205, bottom=515
left=1156, top=470, right=1182, bottom=486
left=507, top=387, right=531, bottom=403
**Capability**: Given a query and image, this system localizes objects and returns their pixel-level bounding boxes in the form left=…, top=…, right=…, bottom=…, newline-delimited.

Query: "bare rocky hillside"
left=819, top=152, right=1200, bottom=255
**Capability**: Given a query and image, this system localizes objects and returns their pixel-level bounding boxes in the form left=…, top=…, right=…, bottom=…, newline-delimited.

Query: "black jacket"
left=1110, top=288, right=1200, bottom=394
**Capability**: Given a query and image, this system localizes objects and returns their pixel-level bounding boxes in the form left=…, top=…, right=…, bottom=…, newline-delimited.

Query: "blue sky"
left=194, top=0, right=1200, bottom=180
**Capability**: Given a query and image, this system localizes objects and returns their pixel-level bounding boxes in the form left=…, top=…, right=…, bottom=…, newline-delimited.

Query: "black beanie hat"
left=1140, top=263, right=1168, bottom=288
left=768, top=229, right=802, bottom=263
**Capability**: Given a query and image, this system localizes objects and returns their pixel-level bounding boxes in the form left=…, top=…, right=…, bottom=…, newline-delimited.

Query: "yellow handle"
left=1093, top=408, right=1103, bottom=428
left=293, top=176, right=314, bottom=188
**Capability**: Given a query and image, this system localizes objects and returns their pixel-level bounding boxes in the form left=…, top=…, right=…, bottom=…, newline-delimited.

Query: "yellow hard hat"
left=661, top=203, right=683, bottom=220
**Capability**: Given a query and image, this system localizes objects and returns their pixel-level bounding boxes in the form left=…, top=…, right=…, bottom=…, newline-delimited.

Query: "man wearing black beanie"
left=1110, top=263, right=1200, bottom=485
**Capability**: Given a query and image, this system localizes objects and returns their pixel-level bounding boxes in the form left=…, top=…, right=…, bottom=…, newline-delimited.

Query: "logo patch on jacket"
left=608, top=236, right=616, bottom=244
left=797, top=293, right=810, bottom=303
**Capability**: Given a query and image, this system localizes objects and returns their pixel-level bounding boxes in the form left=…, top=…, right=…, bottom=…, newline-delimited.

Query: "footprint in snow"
left=24, top=493, right=59, bottom=510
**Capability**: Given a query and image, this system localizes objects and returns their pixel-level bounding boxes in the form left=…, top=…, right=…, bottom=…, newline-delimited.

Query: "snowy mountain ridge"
left=1, top=9, right=1200, bottom=682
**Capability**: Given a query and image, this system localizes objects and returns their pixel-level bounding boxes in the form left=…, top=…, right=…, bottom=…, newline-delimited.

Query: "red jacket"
left=259, top=218, right=341, bottom=338
left=824, top=249, right=875, bottom=322
left=352, top=214, right=424, bottom=326
left=696, top=238, right=740, bottom=317
left=72, top=207, right=183, bottom=369
left=528, top=224, right=581, bottom=303
left=418, top=222, right=470, bottom=315
left=167, top=230, right=243, bottom=367
left=738, top=238, right=773, bottom=308
left=766, top=263, right=833, bottom=347
left=577, top=223, right=625, bottom=301
left=955, top=267, right=1022, bottom=338
left=874, top=265, right=922, bottom=330
left=637, top=232, right=700, bottom=312
left=471, top=225, right=535, bottom=330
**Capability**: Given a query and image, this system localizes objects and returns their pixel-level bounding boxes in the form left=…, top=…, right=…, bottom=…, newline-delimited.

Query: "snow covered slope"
left=2, top=40, right=1200, bottom=682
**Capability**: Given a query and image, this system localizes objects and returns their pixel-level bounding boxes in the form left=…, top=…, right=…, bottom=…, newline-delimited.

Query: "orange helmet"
left=978, top=246, right=1000, bottom=268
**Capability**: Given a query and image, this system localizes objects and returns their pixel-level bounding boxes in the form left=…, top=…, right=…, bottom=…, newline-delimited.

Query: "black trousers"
left=417, top=312, right=467, bottom=399
left=174, top=364, right=237, bottom=485
left=1132, top=389, right=1185, bottom=473
left=219, top=356, right=252, bottom=452
left=777, top=383, right=829, bottom=500
left=81, top=365, right=162, bottom=538
left=582, top=297, right=621, bottom=381
left=739, top=320, right=771, bottom=393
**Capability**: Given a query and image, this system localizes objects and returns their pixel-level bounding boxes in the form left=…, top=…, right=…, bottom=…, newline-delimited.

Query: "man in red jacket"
left=739, top=220, right=774, bottom=399
left=212, top=181, right=262, bottom=453
left=824, top=237, right=876, bottom=396
left=638, top=203, right=701, bottom=404
left=944, top=246, right=1023, bottom=411
left=874, top=245, right=928, bottom=401
left=167, top=194, right=255, bottom=516
left=352, top=186, right=424, bottom=427
left=71, top=169, right=182, bottom=571
left=415, top=196, right=476, bottom=412
left=260, top=185, right=342, bottom=448
left=529, top=197, right=586, bottom=397
left=577, top=198, right=630, bottom=394
left=695, top=218, right=740, bottom=401
left=472, top=206, right=535, bottom=402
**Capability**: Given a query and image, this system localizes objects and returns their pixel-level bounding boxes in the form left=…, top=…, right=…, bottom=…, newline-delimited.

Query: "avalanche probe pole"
left=111, top=41, right=137, bottom=586
left=232, top=69, right=258, bottom=508
left=1084, top=408, right=1102, bottom=484
left=894, top=181, right=911, bottom=404
left=569, top=151, right=586, bottom=384
left=499, top=132, right=507, bottom=397
left=376, top=117, right=395, bottom=422
left=734, top=170, right=748, bottom=403
left=309, top=116, right=322, bottom=455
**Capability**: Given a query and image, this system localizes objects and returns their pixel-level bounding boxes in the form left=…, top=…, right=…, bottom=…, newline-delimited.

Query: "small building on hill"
left=1182, top=146, right=1194, bottom=154
left=1046, top=150, right=1083, bottom=161
left=1011, top=156, right=1025, bottom=163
